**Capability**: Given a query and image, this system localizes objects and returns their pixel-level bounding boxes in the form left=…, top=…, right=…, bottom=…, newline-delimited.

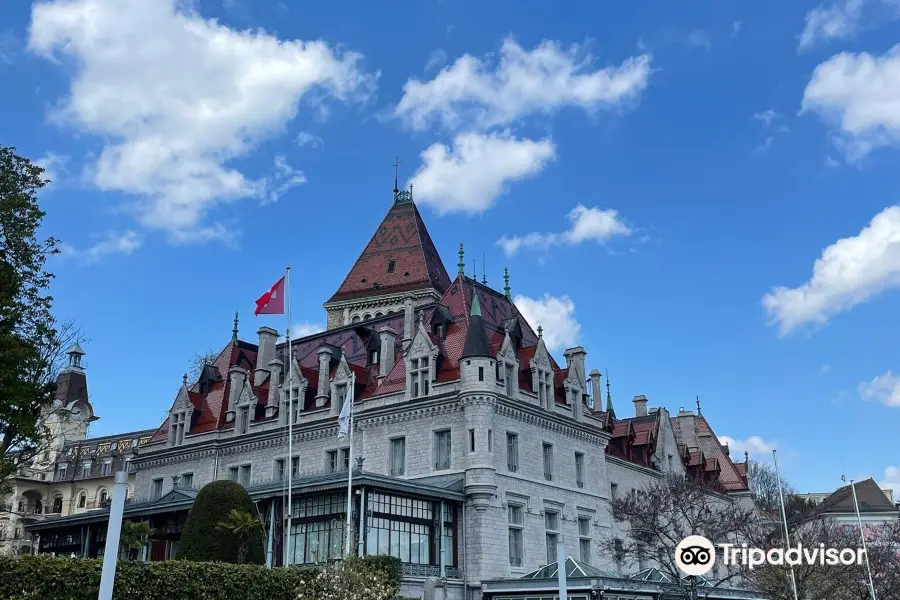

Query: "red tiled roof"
left=327, top=201, right=451, bottom=303
left=695, top=416, right=749, bottom=492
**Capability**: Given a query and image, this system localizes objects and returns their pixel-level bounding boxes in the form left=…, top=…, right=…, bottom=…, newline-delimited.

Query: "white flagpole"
left=345, top=371, right=355, bottom=557
left=772, top=450, right=799, bottom=600
left=850, top=480, right=878, bottom=600
left=285, top=266, right=293, bottom=567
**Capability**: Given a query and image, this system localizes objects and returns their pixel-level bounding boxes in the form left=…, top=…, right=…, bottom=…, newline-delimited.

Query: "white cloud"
left=279, top=322, right=325, bottom=342
left=295, top=132, right=323, bottom=148
left=801, top=44, right=900, bottom=161
left=859, top=370, right=900, bottom=407
left=799, top=0, right=867, bottom=50
left=0, top=30, right=18, bottom=65
left=264, top=154, right=306, bottom=205
left=497, top=204, right=632, bottom=256
left=880, top=466, right=900, bottom=497
left=424, top=48, right=447, bottom=72
left=28, top=0, right=376, bottom=243
left=394, top=37, right=652, bottom=132
left=762, top=205, right=900, bottom=335
left=685, top=30, right=712, bottom=51
left=409, top=131, right=555, bottom=215
left=719, top=435, right=778, bottom=458
left=513, top=293, right=581, bottom=352
left=753, top=109, right=781, bottom=129
left=58, top=230, right=142, bottom=265
left=35, top=152, right=70, bottom=184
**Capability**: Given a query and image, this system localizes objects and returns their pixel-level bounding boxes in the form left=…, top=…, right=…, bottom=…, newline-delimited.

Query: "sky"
left=2, top=0, right=899, bottom=495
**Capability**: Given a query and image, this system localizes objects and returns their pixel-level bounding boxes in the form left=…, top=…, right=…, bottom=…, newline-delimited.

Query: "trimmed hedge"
left=0, top=555, right=403, bottom=600
left=175, top=480, right=265, bottom=564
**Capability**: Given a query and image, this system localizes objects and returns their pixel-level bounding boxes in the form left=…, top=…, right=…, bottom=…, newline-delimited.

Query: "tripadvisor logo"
left=675, top=535, right=716, bottom=576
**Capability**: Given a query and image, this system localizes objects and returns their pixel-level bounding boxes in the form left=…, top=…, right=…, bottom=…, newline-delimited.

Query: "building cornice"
left=495, top=399, right=610, bottom=446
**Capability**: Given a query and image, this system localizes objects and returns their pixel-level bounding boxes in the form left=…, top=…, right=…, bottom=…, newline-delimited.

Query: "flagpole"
left=345, top=371, right=355, bottom=557
left=772, top=450, right=799, bottom=600
left=285, top=266, right=293, bottom=567
left=850, top=479, right=878, bottom=600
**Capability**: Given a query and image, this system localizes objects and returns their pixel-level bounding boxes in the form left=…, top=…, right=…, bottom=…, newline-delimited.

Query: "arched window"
left=374, top=311, right=383, bottom=318
left=99, top=489, right=108, bottom=505
left=387, top=260, right=396, bottom=273
left=77, top=492, right=86, bottom=508
left=351, top=315, right=361, bottom=323
left=363, top=313, right=372, bottom=321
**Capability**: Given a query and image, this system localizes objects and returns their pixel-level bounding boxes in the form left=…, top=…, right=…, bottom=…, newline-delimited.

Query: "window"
left=275, top=458, right=286, bottom=481
left=545, top=510, right=559, bottom=565
left=81, top=460, right=91, bottom=478
left=239, top=464, right=251, bottom=486
left=542, top=443, right=553, bottom=481
left=124, top=457, right=133, bottom=472
left=578, top=517, right=592, bottom=564
left=668, top=454, right=674, bottom=471
left=151, top=478, right=163, bottom=500
left=56, top=463, right=67, bottom=480
left=327, top=450, right=338, bottom=473
left=369, top=349, right=379, bottom=365
left=288, top=493, right=348, bottom=565
left=508, top=504, right=524, bottom=567
left=181, top=473, right=194, bottom=488
left=387, top=259, right=396, bottom=273
left=390, top=438, right=405, bottom=476
left=101, top=460, right=112, bottom=476
left=410, top=357, right=430, bottom=398
left=468, top=429, right=475, bottom=453
left=365, top=492, right=442, bottom=566
left=170, top=411, right=188, bottom=446
left=504, top=364, right=515, bottom=397
left=99, top=489, right=108, bottom=505
left=506, top=433, right=519, bottom=472
left=228, top=466, right=239, bottom=482
left=575, top=452, right=584, bottom=488
left=478, top=366, right=484, bottom=381
left=292, top=456, right=300, bottom=477
left=537, top=370, right=552, bottom=408
left=487, top=429, right=492, bottom=453
left=336, top=384, right=347, bottom=411
left=237, top=406, right=250, bottom=435
left=433, top=430, right=451, bottom=471
left=51, top=496, right=63, bottom=514
left=78, top=492, right=86, bottom=508
left=610, top=483, right=618, bottom=501
left=282, top=387, right=301, bottom=425
left=341, top=448, right=350, bottom=471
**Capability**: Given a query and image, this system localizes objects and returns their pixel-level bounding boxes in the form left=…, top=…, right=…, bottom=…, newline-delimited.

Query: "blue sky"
left=2, top=0, right=900, bottom=494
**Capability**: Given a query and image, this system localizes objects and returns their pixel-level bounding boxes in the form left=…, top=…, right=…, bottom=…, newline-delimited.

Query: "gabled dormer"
left=496, top=328, right=520, bottom=400
left=224, top=366, right=256, bottom=436
left=430, top=304, right=453, bottom=340
left=277, top=357, right=308, bottom=425
left=168, top=375, right=195, bottom=448
left=529, top=331, right=553, bottom=410
left=406, top=320, right=438, bottom=401
left=331, top=351, right=355, bottom=416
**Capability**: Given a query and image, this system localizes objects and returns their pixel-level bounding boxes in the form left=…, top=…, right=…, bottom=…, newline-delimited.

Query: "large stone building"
left=26, top=186, right=760, bottom=599
left=0, top=345, right=153, bottom=556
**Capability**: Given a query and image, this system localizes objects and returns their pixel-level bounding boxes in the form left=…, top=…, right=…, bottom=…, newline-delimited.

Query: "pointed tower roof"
left=327, top=200, right=451, bottom=304
left=461, top=289, right=492, bottom=359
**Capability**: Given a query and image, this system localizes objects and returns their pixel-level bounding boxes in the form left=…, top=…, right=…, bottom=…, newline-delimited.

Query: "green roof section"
left=519, top=557, right=616, bottom=580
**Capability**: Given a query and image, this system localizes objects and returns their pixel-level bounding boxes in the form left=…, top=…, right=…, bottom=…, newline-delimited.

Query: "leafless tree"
left=600, top=473, right=757, bottom=600
left=187, top=349, right=218, bottom=382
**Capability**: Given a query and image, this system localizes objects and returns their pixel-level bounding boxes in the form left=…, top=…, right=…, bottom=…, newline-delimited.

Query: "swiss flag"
left=254, top=276, right=286, bottom=316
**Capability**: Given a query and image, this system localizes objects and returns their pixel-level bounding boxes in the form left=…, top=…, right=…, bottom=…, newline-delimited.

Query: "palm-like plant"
left=216, top=508, right=264, bottom=564
left=119, top=520, right=154, bottom=560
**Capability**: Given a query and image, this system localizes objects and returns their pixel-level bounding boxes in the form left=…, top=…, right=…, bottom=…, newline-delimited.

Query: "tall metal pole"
left=850, top=480, right=878, bottom=600
left=344, top=371, right=355, bottom=557
left=556, top=538, right=567, bottom=600
left=97, top=470, right=127, bottom=600
left=285, top=265, right=293, bottom=567
left=772, top=450, right=799, bottom=600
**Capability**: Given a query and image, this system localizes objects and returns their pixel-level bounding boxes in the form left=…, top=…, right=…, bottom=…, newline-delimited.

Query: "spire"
left=461, top=289, right=492, bottom=359
left=744, top=450, right=749, bottom=463
left=605, top=369, right=613, bottom=413
left=503, top=267, right=511, bottom=299
left=65, top=343, right=86, bottom=372
left=393, top=157, right=400, bottom=194
left=482, top=253, right=487, bottom=284
left=232, top=312, right=239, bottom=345
left=696, top=395, right=702, bottom=416
left=458, top=243, right=465, bottom=277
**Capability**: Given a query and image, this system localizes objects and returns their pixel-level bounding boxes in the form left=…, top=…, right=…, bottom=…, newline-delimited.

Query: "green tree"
left=0, top=146, right=69, bottom=492
left=216, top=509, right=264, bottom=564
left=176, top=480, right=265, bottom=564
left=120, top=520, right=155, bottom=560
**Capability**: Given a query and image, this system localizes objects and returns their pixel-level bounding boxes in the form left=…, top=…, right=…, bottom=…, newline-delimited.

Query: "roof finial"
left=744, top=450, right=749, bottom=463
left=503, top=267, right=511, bottom=299
left=232, top=311, right=239, bottom=345
left=182, top=373, right=188, bottom=387
left=408, top=182, right=414, bottom=202
left=458, top=243, right=465, bottom=276
left=696, top=395, right=702, bottom=415
left=605, top=369, right=612, bottom=405
left=393, top=157, right=401, bottom=194
left=482, top=253, right=487, bottom=284
left=537, top=325, right=543, bottom=339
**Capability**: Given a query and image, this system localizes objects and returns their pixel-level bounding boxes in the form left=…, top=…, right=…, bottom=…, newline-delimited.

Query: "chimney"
left=227, top=365, right=249, bottom=408
left=254, top=327, right=279, bottom=386
left=315, top=346, right=333, bottom=407
left=563, top=347, right=587, bottom=384
left=378, top=326, right=396, bottom=383
left=633, top=395, right=648, bottom=417
left=589, top=369, right=601, bottom=410
left=402, top=296, right=415, bottom=351
left=267, top=357, right=283, bottom=405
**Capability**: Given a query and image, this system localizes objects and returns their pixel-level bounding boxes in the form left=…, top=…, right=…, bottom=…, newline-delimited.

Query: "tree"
left=600, top=473, right=757, bottom=600
left=296, top=557, right=402, bottom=600
left=120, top=520, right=155, bottom=560
left=0, top=146, right=72, bottom=492
left=176, top=480, right=265, bottom=564
left=216, top=508, right=264, bottom=564
left=187, top=349, right=218, bottom=382
left=746, top=459, right=816, bottom=522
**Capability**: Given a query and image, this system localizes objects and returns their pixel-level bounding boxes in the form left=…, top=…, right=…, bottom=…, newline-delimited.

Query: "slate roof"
left=816, top=478, right=898, bottom=515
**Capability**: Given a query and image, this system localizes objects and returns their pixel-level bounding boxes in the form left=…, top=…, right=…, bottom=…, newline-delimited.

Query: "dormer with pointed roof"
left=323, top=190, right=451, bottom=330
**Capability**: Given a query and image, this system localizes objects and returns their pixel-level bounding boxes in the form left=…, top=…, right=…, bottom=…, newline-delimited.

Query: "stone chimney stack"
left=633, top=395, right=648, bottom=417
left=402, top=296, right=415, bottom=352
left=227, top=365, right=249, bottom=407
left=563, top=346, right=587, bottom=384
left=378, top=326, right=396, bottom=383
left=315, top=346, right=333, bottom=407
left=267, top=357, right=283, bottom=405
left=589, top=369, right=602, bottom=409
left=254, top=327, right=279, bottom=386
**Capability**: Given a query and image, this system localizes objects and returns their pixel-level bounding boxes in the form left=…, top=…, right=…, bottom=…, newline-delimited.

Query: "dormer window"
left=281, top=387, right=301, bottom=425
left=369, top=349, right=379, bottom=365
left=236, top=406, right=250, bottom=435
left=168, top=410, right=190, bottom=447
left=536, top=370, right=552, bottom=409
left=387, top=260, right=396, bottom=273
left=411, top=356, right=430, bottom=398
